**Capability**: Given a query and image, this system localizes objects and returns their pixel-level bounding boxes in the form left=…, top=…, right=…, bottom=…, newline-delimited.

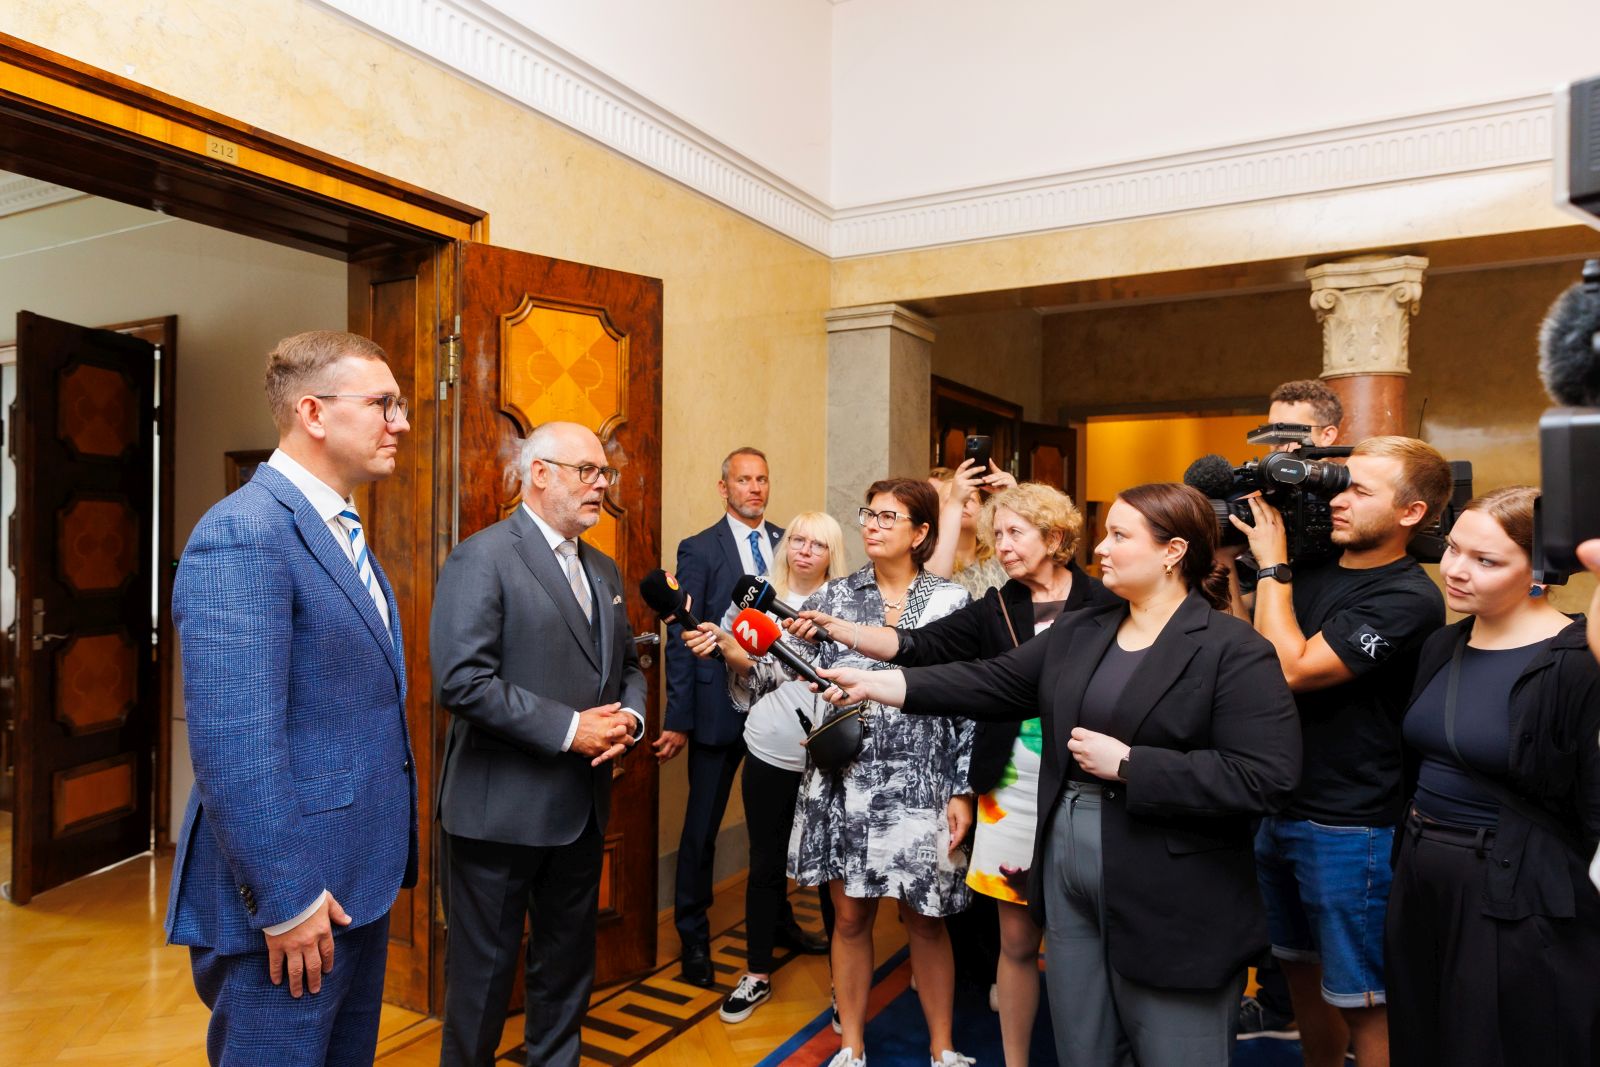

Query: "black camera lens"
left=1261, top=452, right=1350, bottom=493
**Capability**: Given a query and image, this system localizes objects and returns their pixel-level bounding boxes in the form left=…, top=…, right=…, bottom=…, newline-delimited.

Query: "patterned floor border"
left=494, top=893, right=830, bottom=1066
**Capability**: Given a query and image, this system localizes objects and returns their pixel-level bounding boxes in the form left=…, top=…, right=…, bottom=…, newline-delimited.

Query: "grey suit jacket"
left=431, top=507, right=647, bottom=848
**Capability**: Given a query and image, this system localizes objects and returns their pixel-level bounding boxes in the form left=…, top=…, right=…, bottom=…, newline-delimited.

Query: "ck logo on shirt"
left=1355, top=629, right=1391, bottom=660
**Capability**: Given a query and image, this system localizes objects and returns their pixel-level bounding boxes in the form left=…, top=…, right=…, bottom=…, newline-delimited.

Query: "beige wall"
left=929, top=308, right=1044, bottom=422
left=9, top=0, right=833, bottom=884
left=0, top=206, right=347, bottom=838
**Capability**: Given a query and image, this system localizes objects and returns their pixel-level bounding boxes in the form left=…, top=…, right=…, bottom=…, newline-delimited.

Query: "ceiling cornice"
left=315, top=0, right=1555, bottom=259
left=0, top=172, right=86, bottom=218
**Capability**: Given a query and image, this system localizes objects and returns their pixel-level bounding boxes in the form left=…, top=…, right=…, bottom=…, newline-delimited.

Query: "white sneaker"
left=826, top=1047, right=865, bottom=1067
left=988, top=981, right=999, bottom=1012
left=932, top=1052, right=975, bottom=1067
left=830, top=988, right=842, bottom=1034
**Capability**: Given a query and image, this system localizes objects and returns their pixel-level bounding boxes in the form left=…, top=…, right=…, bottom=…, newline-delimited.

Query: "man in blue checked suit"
left=168, top=331, right=418, bottom=1067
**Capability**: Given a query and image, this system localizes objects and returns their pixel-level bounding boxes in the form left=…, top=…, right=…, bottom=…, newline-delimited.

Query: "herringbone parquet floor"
left=0, top=813, right=907, bottom=1066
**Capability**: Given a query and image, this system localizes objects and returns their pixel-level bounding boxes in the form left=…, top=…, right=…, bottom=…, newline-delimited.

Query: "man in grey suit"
left=431, top=421, right=645, bottom=1067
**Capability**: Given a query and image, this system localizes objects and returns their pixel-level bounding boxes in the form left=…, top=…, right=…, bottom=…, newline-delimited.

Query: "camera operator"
left=1227, top=436, right=1452, bottom=1067
left=1264, top=379, right=1344, bottom=453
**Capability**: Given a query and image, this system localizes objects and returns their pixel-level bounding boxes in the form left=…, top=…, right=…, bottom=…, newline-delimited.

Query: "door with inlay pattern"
left=9, top=311, right=155, bottom=904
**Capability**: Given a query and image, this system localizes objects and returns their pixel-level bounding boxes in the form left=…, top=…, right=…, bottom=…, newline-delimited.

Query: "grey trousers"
left=1042, top=782, right=1245, bottom=1067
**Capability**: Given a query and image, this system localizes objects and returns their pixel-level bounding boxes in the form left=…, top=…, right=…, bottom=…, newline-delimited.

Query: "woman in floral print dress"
left=730, top=478, right=975, bottom=1067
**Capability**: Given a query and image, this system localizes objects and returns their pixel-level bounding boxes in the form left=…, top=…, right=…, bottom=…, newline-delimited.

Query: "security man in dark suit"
left=431, top=421, right=645, bottom=1067
left=655, top=447, right=824, bottom=984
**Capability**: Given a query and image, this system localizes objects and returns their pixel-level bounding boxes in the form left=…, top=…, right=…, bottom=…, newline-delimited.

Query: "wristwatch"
left=1256, top=563, right=1294, bottom=584
left=1117, top=755, right=1131, bottom=782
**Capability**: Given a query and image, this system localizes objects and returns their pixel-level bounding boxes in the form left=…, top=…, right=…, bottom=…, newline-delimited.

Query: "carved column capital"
left=1305, top=255, right=1427, bottom=378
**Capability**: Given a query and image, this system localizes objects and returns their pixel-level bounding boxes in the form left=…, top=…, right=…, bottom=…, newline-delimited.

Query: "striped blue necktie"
left=747, top=529, right=768, bottom=577
left=337, top=506, right=389, bottom=638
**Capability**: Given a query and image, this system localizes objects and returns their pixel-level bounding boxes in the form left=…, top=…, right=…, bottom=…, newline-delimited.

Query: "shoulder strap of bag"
left=996, top=591, right=1021, bottom=650
left=1443, top=633, right=1585, bottom=857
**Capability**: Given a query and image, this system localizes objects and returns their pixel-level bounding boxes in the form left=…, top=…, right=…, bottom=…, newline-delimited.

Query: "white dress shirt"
left=521, top=503, right=645, bottom=750
left=726, top=512, right=770, bottom=576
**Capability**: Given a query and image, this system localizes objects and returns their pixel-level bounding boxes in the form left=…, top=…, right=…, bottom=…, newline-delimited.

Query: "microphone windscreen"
left=1184, top=454, right=1237, bottom=499
left=730, top=608, right=781, bottom=655
left=1538, top=271, right=1600, bottom=407
left=638, top=569, right=685, bottom=616
left=731, top=575, right=772, bottom=615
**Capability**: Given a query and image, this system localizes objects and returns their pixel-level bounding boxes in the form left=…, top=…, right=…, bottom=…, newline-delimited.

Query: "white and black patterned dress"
left=732, top=565, right=974, bottom=916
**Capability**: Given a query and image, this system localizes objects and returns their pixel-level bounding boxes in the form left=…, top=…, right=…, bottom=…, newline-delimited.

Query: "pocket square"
left=612, top=594, right=623, bottom=605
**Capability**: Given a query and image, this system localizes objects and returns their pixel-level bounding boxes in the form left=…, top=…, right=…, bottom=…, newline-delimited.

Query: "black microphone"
left=1183, top=454, right=1237, bottom=499
left=1538, top=259, right=1600, bottom=407
left=638, top=568, right=722, bottom=660
left=731, top=576, right=835, bottom=642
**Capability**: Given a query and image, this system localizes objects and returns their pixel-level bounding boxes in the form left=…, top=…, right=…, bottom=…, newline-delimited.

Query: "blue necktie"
left=747, top=529, right=768, bottom=577
left=337, top=507, right=390, bottom=639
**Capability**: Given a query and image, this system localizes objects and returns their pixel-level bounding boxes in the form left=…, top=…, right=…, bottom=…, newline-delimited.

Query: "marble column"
left=1305, top=255, right=1428, bottom=442
left=824, top=303, right=936, bottom=569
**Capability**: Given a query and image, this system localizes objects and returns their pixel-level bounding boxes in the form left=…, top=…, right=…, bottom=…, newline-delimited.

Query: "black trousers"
left=1386, top=817, right=1600, bottom=1067
left=674, top=737, right=745, bottom=946
left=440, top=819, right=604, bottom=1067
left=741, top=751, right=834, bottom=973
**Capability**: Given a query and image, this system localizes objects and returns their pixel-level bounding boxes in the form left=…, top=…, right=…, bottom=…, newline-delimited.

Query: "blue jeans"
left=1255, top=815, right=1393, bottom=1008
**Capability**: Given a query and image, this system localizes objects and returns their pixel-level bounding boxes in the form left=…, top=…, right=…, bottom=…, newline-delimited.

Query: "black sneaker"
left=1236, top=995, right=1298, bottom=1040
left=719, top=974, right=772, bottom=1023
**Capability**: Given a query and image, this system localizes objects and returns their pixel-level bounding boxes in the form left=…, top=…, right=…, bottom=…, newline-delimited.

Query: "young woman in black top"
left=796, top=481, right=1118, bottom=1067
left=1387, top=486, right=1600, bottom=1067
left=815, top=483, right=1301, bottom=1067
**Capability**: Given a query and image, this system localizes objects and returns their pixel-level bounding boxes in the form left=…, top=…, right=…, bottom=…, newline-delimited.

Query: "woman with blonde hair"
left=794, top=482, right=1119, bottom=1067
left=682, top=511, right=850, bottom=1024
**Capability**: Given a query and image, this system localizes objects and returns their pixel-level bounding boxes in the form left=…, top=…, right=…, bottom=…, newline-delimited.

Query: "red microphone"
left=730, top=608, right=836, bottom=694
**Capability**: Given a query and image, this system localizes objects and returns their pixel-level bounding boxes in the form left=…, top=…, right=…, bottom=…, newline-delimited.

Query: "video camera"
left=1185, top=424, right=1473, bottom=567
left=1542, top=75, right=1600, bottom=577
left=1184, top=440, right=1351, bottom=566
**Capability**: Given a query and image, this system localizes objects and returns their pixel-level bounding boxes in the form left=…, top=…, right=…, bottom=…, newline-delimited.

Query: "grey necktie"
left=556, top=539, right=593, bottom=623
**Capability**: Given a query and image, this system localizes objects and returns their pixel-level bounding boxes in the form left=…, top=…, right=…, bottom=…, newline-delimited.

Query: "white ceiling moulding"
left=0, top=173, right=86, bottom=218
left=313, top=0, right=833, bottom=251
left=313, top=1, right=1553, bottom=259
left=829, top=95, right=1554, bottom=258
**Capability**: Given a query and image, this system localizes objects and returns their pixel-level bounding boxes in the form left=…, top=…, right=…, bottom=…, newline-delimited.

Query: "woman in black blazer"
left=797, top=482, right=1118, bottom=1067
left=1387, top=487, right=1600, bottom=1066
left=818, top=483, right=1301, bottom=1067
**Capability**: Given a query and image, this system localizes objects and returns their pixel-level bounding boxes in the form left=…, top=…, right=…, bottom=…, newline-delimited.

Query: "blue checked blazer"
left=166, top=464, right=418, bottom=956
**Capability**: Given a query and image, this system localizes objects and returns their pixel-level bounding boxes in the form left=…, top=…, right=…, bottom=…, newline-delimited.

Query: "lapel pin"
left=612, top=594, right=623, bottom=605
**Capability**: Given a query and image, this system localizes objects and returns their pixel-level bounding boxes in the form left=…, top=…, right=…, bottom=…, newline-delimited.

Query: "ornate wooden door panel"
left=456, top=241, right=663, bottom=985
left=10, top=311, right=156, bottom=904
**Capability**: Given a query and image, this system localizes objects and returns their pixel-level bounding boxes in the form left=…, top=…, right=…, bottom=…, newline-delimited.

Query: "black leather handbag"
left=801, top=703, right=865, bottom=771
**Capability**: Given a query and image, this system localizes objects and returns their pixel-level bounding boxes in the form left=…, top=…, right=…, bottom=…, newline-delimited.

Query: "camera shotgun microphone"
left=638, top=568, right=722, bottom=660
left=1539, top=259, right=1600, bottom=409
left=731, top=576, right=835, bottom=642
left=1183, top=454, right=1237, bottom=500
left=729, top=608, right=838, bottom=696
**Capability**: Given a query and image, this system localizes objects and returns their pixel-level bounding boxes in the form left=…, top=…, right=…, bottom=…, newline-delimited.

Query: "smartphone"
left=962, top=434, right=992, bottom=472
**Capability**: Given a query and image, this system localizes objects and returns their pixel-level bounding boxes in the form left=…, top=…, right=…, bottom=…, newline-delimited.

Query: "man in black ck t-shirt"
left=1228, top=435, right=1451, bottom=1067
